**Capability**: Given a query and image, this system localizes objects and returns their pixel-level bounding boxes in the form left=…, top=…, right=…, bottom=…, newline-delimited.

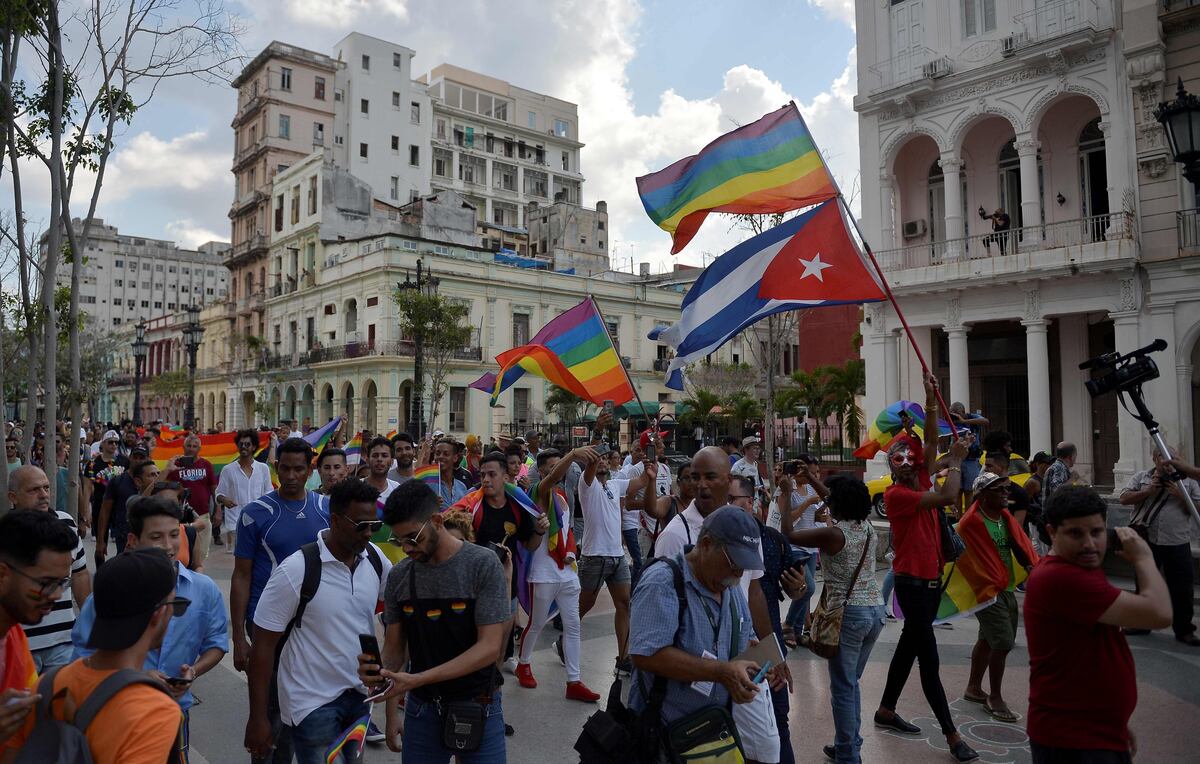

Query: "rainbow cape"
left=927, top=504, right=1038, bottom=623
left=636, top=102, right=838, bottom=254
left=324, top=712, right=369, bottom=764
left=449, top=483, right=546, bottom=616
left=469, top=297, right=634, bottom=408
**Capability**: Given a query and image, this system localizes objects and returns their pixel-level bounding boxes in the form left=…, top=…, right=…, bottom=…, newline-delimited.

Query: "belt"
left=894, top=574, right=940, bottom=589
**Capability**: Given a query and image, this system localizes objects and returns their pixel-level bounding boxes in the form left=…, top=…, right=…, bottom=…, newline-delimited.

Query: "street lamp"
left=1155, top=78, right=1200, bottom=198
left=131, top=322, right=148, bottom=426
left=397, top=258, right=439, bottom=439
left=182, top=304, right=205, bottom=431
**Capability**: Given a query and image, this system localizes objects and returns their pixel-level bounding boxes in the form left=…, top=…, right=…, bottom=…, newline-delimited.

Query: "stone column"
left=879, top=172, right=896, bottom=249
left=883, top=331, right=900, bottom=404
left=1056, top=314, right=1095, bottom=481
left=939, top=153, right=965, bottom=259
left=1024, top=319, right=1053, bottom=457
left=1178, top=364, right=1194, bottom=461
left=947, top=326, right=970, bottom=410
left=1111, top=310, right=1144, bottom=486
left=1015, top=135, right=1042, bottom=236
left=1146, top=304, right=1180, bottom=444
left=1097, top=120, right=1125, bottom=232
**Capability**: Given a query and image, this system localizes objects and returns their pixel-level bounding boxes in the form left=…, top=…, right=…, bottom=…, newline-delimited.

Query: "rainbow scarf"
left=324, top=712, right=369, bottom=764
left=932, top=503, right=1039, bottom=623
left=449, top=483, right=544, bottom=615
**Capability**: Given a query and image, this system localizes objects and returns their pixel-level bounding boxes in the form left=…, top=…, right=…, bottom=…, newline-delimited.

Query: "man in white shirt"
left=364, top=436, right=400, bottom=503
left=576, top=446, right=635, bottom=675
left=731, top=435, right=767, bottom=519
left=214, top=429, right=274, bottom=550
left=244, top=478, right=390, bottom=762
left=515, top=447, right=601, bottom=702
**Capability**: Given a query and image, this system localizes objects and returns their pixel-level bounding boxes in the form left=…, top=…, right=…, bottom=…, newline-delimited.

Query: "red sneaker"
left=565, top=681, right=601, bottom=703
left=515, top=662, right=537, bottom=689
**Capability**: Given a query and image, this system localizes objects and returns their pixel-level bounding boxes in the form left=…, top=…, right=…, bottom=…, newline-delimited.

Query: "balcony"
left=230, top=190, right=266, bottom=217
left=237, top=291, right=265, bottom=316
left=228, top=234, right=268, bottom=265
left=303, top=341, right=484, bottom=364
left=1012, top=0, right=1105, bottom=53
left=875, top=212, right=1136, bottom=286
left=1178, top=209, right=1200, bottom=253
left=868, top=47, right=952, bottom=95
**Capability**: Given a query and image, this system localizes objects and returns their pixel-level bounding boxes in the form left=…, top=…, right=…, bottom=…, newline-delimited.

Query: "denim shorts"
left=578, top=554, right=631, bottom=592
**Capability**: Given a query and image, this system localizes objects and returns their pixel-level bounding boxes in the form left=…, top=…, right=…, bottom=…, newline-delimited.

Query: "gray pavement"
left=82, top=537, right=1200, bottom=763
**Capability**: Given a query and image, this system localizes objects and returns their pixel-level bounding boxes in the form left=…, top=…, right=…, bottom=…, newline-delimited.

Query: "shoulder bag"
left=807, top=526, right=871, bottom=659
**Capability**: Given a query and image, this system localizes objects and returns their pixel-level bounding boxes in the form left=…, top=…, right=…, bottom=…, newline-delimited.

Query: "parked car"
left=867, top=452, right=1033, bottom=518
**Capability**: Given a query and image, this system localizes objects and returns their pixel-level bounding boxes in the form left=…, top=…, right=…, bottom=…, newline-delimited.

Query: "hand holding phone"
left=358, top=634, right=384, bottom=687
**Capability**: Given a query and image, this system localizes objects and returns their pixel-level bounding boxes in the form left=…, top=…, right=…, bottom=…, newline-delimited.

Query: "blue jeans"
left=881, top=569, right=895, bottom=615
left=622, top=527, right=643, bottom=590
left=783, top=552, right=816, bottom=632
left=289, top=688, right=368, bottom=764
left=31, top=641, right=74, bottom=673
left=827, top=604, right=885, bottom=764
left=402, top=692, right=506, bottom=763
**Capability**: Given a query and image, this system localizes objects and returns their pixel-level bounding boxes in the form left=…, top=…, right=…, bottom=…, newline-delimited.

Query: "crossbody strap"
left=841, top=526, right=872, bottom=608
left=1132, top=487, right=1170, bottom=527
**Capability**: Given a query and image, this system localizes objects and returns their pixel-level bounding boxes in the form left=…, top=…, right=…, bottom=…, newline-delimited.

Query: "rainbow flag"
left=449, top=483, right=545, bottom=616
left=637, top=102, right=838, bottom=253
left=324, top=712, right=369, bottom=764
left=153, top=431, right=270, bottom=476
left=307, top=416, right=344, bottom=452
left=344, top=431, right=363, bottom=465
left=385, top=428, right=398, bottom=439
left=469, top=297, right=634, bottom=407
left=540, top=485, right=576, bottom=570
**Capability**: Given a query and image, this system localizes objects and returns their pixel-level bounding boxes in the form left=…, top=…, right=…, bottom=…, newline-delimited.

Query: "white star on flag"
left=797, top=253, right=833, bottom=282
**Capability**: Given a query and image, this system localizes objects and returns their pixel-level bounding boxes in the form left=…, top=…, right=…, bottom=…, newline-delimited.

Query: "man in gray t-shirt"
left=365, top=480, right=510, bottom=755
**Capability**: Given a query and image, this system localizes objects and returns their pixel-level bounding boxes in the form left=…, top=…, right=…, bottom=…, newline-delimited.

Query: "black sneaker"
left=212, top=534, right=224, bottom=546
left=553, top=614, right=563, bottom=631
left=822, top=744, right=836, bottom=760
left=505, top=723, right=515, bottom=737
left=554, top=638, right=565, bottom=666
left=873, top=711, right=921, bottom=735
left=950, top=739, right=979, bottom=762
left=365, top=720, right=385, bottom=743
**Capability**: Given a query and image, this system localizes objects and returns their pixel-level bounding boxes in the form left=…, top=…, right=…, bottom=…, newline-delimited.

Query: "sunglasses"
left=396, top=520, right=430, bottom=548
left=159, top=597, right=191, bottom=618
left=337, top=515, right=384, bottom=534
left=5, top=565, right=70, bottom=599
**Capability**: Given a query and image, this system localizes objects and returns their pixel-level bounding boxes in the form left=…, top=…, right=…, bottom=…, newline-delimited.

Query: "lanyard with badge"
left=691, top=590, right=739, bottom=697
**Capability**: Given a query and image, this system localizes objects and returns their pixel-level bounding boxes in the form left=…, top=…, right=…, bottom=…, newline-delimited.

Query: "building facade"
left=856, top=0, right=1200, bottom=487
left=44, top=218, right=229, bottom=329
left=526, top=199, right=610, bottom=275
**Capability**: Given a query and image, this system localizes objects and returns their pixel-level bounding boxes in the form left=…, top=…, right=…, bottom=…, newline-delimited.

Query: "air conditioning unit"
left=1001, top=33, right=1026, bottom=56
left=922, top=57, right=951, bottom=79
left=621, top=356, right=632, bottom=369
left=653, top=358, right=670, bottom=372
left=902, top=219, right=928, bottom=239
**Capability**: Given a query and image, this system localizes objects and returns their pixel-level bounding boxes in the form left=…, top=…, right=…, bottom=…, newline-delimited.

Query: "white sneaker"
left=502, top=657, right=518, bottom=675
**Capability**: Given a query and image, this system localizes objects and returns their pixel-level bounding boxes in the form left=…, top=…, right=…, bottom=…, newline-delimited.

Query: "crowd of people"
left=0, top=391, right=1192, bottom=764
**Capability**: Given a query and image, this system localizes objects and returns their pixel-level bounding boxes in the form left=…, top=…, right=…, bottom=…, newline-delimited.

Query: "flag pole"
left=586, top=294, right=656, bottom=437
left=835, top=195, right=958, bottom=440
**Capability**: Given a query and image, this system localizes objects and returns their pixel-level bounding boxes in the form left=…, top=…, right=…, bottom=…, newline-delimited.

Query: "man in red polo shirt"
left=874, top=372, right=978, bottom=763
left=1024, top=485, right=1170, bottom=763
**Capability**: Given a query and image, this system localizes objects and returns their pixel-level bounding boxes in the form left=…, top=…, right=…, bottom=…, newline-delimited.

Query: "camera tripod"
left=1121, top=383, right=1200, bottom=526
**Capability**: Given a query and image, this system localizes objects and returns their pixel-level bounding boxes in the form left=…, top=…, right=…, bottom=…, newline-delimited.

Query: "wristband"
left=946, top=466, right=961, bottom=473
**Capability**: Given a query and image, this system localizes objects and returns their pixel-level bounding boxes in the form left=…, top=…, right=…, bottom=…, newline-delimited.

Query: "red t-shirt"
left=885, top=472, right=942, bottom=579
left=168, top=457, right=217, bottom=515
left=1024, top=555, right=1134, bottom=751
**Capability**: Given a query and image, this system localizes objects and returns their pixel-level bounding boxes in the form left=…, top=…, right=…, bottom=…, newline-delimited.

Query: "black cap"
left=130, top=445, right=149, bottom=456
left=86, top=547, right=176, bottom=650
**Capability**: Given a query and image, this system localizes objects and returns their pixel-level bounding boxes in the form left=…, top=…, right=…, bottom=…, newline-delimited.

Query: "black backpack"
left=15, top=667, right=180, bottom=764
left=276, top=541, right=384, bottom=661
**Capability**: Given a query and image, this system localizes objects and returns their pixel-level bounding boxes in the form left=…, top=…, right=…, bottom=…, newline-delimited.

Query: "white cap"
left=102, top=430, right=120, bottom=442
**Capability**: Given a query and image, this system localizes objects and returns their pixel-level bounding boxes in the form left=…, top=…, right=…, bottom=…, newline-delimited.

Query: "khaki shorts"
left=976, top=589, right=1018, bottom=651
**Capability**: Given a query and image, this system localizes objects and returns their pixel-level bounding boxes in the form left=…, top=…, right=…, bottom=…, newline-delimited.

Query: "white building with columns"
left=854, top=0, right=1200, bottom=488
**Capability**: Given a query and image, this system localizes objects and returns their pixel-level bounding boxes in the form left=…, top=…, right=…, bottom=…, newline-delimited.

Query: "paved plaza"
left=158, top=544, right=1200, bottom=764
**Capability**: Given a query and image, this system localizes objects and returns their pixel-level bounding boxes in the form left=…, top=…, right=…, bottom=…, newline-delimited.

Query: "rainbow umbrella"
left=853, top=400, right=952, bottom=459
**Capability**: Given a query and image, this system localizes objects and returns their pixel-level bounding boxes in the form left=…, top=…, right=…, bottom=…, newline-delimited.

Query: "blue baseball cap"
left=700, top=506, right=764, bottom=571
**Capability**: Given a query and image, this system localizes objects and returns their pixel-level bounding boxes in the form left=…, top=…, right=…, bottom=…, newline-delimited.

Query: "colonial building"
left=854, top=0, right=1200, bottom=487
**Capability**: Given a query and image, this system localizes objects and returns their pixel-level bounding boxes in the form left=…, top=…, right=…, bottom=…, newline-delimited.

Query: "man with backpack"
left=245, top=478, right=390, bottom=763
left=16, top=547, right=184, bottom=764
left=71, top=496, right=229, bottom=762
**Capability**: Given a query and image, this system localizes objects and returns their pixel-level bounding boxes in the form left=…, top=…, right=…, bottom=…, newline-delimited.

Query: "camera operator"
left=1119, top=445, right=1200, bottom=645
left=1024, top=486, right=1171, bottom=763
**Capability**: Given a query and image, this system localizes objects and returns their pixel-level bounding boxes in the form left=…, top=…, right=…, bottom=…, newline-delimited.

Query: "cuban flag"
left=651, top=199, right=887, bottom=390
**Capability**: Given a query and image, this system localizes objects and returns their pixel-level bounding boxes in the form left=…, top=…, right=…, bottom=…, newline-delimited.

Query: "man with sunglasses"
left=72, top=496, right=229, bottom=762
left=30, top=547, right=184, bottom=763
left=247, top=478, right=391, bottom=763
left=231, top=437, right=330, bottom=764
left=0, top=510, right=78, bottom=753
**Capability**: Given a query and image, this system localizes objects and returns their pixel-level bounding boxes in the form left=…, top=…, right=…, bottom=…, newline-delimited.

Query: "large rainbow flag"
left=636, top=102, right=838, bottom=254
left=153, top=431, right=270, bottom=476
left=469, top=297, right=635, bottom=407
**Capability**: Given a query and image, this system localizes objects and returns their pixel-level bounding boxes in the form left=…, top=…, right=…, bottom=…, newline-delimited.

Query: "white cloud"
left=104, top=130, right=231, bottom=201
left=282, top=0, right=408, bottom=26
left=165, top=219, right=227, bottom=248
left=808, top=0, right=856, bottom=30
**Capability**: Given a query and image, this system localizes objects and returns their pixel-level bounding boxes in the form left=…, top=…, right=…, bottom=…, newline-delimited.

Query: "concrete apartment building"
left=526, top=199, right=610, bottom=275
left=44, top=218, right=229, bottom=329
left=855, top=0, right=1200, bottom=487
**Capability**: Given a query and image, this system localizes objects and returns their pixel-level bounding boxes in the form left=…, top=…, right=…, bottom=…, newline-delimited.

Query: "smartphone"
left=595, top=442, right=611, bottom=456
left=1106, top=528, right=1122, bottom=553
left=165, top=677, right=193, bottom=688
left=359, top=634, right=383, bottom=685
left=782, top=461, right=799, bottom=476
left=788, top=556, right=812, bottom=575
left=488, top=541, right=511, bottom=564
left=602, top=399, right=614, bottom=419
left=177, top=456, right=194, bottom=469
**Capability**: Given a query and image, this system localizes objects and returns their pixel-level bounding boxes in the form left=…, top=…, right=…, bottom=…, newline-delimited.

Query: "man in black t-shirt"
left=83, top=431, right=128, bottom=534
left=472, top=453, right=536, bottom=593
left=95, top=446, right=153, bottom=564
left=364, top=480, right=510, bottom=756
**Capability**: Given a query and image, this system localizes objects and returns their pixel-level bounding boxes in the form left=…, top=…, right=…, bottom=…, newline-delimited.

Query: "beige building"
left=526, top=199, right=610, bottom=275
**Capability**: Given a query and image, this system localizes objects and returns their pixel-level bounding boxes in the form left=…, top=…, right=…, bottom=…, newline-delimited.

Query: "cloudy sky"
left=7, top=0, right=858, bottom=275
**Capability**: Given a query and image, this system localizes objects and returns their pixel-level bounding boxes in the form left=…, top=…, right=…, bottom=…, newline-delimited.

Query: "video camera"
left=1080, top=339, right=1166, bottom=399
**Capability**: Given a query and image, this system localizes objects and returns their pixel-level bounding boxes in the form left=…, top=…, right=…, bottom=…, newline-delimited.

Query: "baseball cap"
left=1031, top=451, right=1052, bottom=465
left=130, top=445, right=149, bottom=457
left=639, top=429, right=669, bottom=449
left=86, top=547, right=177, bottom=650
left=524, top=429, right=540, bottom=441
left=973, top=471, right=1009, bottom=493
left=512, top=436, right=526, bottom=446
left=701, top=506, right=764, bottom=571
left=102, top=429, right=120, bottom=442
left=742, top=435, right=761, bottom=448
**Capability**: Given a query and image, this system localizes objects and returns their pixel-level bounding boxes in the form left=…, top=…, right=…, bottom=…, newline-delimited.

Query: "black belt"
left=894, top=574, right=940, bottom=589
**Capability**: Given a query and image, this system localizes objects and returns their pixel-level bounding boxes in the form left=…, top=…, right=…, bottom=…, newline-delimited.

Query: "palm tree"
left=725, top=392, right=763, bottom=437
left=545, top=384, right=586, bottom=423
left=679, top=388, right=724, bottom=435
left=822, top=360, right=866, bottom=455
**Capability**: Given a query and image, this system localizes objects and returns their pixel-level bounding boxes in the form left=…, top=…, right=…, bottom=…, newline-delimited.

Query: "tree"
left=545, top=384, right=587, bottom=423
left=394, top=288, right=472, bottom=432
left=778, top=368, right=836, bottom=456
left=821, top=359, right=865, bottom=452
left=684, top=361, right=757, bottom=403
left=677, top=388, right=723, bottom=431
left=725, top=392, right=763, bottom=436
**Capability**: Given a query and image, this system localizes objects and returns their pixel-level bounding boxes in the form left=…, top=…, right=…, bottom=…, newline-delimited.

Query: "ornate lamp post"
left=182, top=304, right=205, bottom=431
left=397, top=258, right=439, bottom=439
left=131, top=321, right=148, bottom=426
left=1155, top=78, right=1200, bottom=198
